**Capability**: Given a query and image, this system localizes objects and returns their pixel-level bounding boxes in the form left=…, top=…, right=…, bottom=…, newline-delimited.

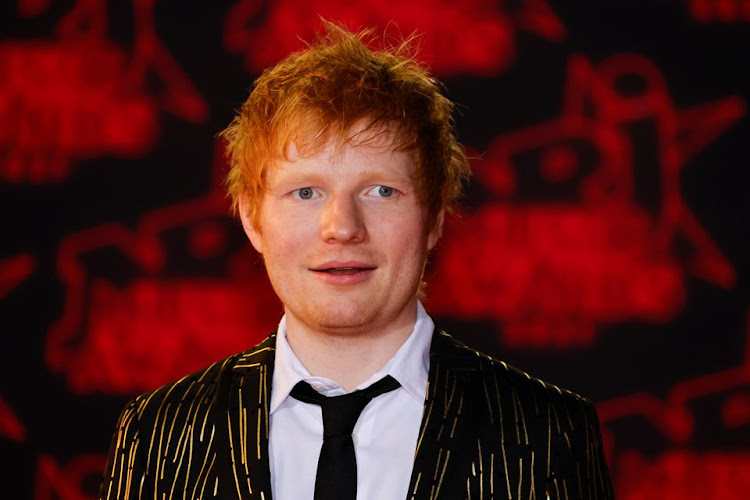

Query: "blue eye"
left=364, top=185, right=397, bottom=198
left=377, top=186, right=395, bottom=197
left=294, top=187, right=315, bottom=200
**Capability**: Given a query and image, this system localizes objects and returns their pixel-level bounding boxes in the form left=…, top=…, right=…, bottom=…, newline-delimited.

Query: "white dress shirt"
left=268, top=303, right=434, bottom=500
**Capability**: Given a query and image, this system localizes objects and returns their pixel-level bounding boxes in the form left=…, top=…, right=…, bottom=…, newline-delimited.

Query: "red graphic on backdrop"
left=0, top=395, right=26, bottom=443
left=17, top=0, right=50, bottom=17
left=689, top=0, right=750, bottom=21
left=599, top=360, right=750, bottom=448
left=598, top=310, right=750, bottom=444
left=0, top=41, right=156, bottom=183
left=223, top=0, right=564, bottom=77
left=616, top=450, right=750, bottom=499
left=0, top=253, right=35, bottom=299
left=600, top=311, right=750, bottom=497
left=33, top=454, right=106, bottom=500
left=46, top=141, right=279, bottom=395
left=1, top=0, right=207, bottom=184
left=427, top=53, right=743, bottom=347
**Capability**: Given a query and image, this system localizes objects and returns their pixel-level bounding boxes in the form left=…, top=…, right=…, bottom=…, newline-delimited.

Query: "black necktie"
left=290, top=375, right=401, bottom=500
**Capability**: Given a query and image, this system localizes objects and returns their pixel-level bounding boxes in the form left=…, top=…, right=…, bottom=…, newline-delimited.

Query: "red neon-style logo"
left=599, top=311, right=750, bottom=497
left=46, top=141, right=280, bottom=395
left=0, top=253, right=35, bottom=299
left=427, top=53, right=743, bottom=347
left=223, top=0, right=564, bottom=77
left=1, top=0, right=207, bottom=184
left=689, top=0, right=750, bottom=21
left=0, top=395, right=26, bottom=443
left=33, top=454, right=107, bottom=500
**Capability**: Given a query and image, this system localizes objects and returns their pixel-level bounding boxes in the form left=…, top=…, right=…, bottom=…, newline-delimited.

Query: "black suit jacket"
left=100, top=330, right=613, bottom=499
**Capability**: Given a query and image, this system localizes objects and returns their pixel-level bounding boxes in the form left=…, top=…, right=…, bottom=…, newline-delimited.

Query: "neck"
left=284, top=304, right=418, bottom=392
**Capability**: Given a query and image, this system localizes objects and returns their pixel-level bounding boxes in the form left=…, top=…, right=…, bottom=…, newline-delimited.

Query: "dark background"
left=1, top=0, right=749, bottom=497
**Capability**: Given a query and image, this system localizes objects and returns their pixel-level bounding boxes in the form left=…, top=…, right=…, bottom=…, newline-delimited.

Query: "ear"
left=239, top=193, right=264, bottom=254
left=426, top=209, right=445, bottom=251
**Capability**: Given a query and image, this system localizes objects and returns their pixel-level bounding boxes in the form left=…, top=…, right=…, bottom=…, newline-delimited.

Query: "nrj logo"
left=599, top=312, right=750, bottom=498
left=614, top=450, right=750, bottom=499
left=223, top=0, right=564, bottom=77
left=45, top=142, right=279, bottom=395
left=688, top=0, right=750, bottom=22
left=427, top=53, right=743, bottom=347
left=0, top=0, right=207, bottom=184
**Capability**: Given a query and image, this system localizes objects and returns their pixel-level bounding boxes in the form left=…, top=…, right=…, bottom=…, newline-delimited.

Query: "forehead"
left=272, top=120, right=416, bottom=175
left=296, top=117, right=408, bottom=152
left=269, top=140, right=414, bottom=187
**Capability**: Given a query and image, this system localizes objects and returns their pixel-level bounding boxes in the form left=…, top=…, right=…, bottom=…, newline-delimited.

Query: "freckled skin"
left=240, top=129, right=442, bottom=343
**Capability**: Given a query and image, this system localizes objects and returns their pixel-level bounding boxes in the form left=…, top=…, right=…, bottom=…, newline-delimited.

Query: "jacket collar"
left=220, top=329, right=481, bottom=500
left=216, top=334, right=277, bottom=499
left=407, top=329, right=483, bottom=499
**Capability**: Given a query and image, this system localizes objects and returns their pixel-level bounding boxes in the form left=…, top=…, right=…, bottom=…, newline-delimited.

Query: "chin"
left=287, top=296, right=380, bottom=333
left=308, top=305, right=376, bottom=333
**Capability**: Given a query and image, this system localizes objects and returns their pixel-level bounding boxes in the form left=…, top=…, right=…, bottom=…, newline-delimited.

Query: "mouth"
left=311, top=266, right=376, bottom=275
left=310, top=261, right=377, bottom=276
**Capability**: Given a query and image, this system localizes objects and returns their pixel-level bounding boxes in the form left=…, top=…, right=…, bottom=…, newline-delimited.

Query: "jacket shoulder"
left=431, top=330, right=613, bottom=498
left=433, top=329, right=591, bottom=410
left=129, top=333, right=277, bottom=414
left=486, top=347, right=591, bottom=410
left=100, top=334, right=276, bottom=499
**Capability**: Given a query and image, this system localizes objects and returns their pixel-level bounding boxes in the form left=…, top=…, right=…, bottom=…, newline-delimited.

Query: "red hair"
left=222, top=21, right=471, bottom=229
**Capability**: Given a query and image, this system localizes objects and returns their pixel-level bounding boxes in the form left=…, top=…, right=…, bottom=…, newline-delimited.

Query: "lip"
left=309, top=261, right=377, bottom=285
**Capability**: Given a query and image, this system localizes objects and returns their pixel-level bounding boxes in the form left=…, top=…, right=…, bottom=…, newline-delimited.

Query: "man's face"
left=240, top=127, right=442, bottom=337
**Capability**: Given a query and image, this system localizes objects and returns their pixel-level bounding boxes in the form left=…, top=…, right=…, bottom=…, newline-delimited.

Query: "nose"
left=319, top=194, right=366, bottom=243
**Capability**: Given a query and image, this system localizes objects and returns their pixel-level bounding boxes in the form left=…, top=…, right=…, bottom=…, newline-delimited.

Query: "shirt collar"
left=270, top=302, right=434, bottom=414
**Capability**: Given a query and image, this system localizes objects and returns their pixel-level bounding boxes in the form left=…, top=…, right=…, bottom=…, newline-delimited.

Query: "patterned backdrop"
left=1, top=0, right=749, bottom=497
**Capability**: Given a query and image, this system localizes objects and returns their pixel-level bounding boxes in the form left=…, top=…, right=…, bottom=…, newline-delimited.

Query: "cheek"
left=387, top=225, right=429, bottom=267
left=264, top=231, right=302, bottom=262
left=259, top=206, right=314, bottom=252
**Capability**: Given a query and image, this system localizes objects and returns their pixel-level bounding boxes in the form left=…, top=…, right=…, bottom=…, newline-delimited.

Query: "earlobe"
left=239, top=193, right=264, bottom=254
left=427, top=209, right=445, bottom=251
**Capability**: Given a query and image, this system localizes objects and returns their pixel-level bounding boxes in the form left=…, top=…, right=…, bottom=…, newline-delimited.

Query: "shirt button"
left=352, top=434, right=359, bottom=446
left=311, top=383, right=325, bottom=392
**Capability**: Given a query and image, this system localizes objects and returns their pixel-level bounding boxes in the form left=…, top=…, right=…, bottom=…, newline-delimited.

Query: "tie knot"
left=290, top=375, right=401, bottom=438
left=289, top=376, right=400, bottom=500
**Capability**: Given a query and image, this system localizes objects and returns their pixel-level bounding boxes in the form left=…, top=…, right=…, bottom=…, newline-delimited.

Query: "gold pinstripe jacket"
left=100, top=330, right=613, bottom=499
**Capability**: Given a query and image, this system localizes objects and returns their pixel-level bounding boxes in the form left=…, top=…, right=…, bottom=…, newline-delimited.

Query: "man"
left=100, top=23, right=613, bottom=499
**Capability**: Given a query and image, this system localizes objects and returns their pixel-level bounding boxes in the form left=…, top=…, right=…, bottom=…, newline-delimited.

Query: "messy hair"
left=221, top=20, right=471, bottom=229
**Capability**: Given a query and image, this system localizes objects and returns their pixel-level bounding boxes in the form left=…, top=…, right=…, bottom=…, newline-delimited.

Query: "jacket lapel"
left=214, top=330, right=483, bottom=500
left=214, top=334, right=276, bottom=500
left=407, top=330, right=482, bottom=500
